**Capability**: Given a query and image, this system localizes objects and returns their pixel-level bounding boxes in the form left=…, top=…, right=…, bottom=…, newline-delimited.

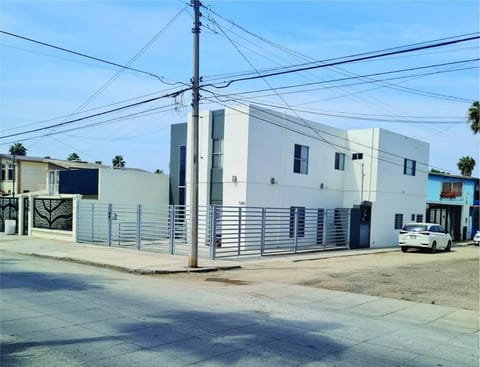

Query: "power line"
left=202, top=34, right=479, bottom=89
left=0, top=29, right=184, bottom=85
left=0, top=87, right=189, bottom=139
left=202, top=94, right=466, bottom=124
left=202, top=65, right=477, bottom=101
left=204, top=97, right=453, bottom=174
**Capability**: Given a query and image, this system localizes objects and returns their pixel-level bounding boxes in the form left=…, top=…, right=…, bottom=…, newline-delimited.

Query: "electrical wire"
left=0, top=29, right=184, bottom=86
left=0, top=87, right=189, bottom=139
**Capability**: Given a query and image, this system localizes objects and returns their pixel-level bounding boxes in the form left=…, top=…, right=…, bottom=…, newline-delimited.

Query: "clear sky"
left=1, top=0, right=479, bottom=176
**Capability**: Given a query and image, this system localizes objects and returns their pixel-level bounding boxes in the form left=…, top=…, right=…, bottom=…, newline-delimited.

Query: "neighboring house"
left=0, top=154, right=71, bottom=195
left=170, top=104, right=429, bottom=248
left=426, top=172, right=479, bottom=240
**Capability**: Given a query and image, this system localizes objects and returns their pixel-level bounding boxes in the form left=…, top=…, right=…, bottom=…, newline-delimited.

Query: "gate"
left=0, top=197, right=18, bottom=233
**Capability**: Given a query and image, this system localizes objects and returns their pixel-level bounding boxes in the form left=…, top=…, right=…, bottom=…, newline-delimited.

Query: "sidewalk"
left=0, top=234, right=240, bottom=274
left=0, top=233, right=475, bottom=274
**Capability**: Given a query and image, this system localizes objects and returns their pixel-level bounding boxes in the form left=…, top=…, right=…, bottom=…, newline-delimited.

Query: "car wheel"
left=431, top=241, right=437, bottom=253
left=401, top=247, right=408, bottom=253
left=445, top=241, right=451, bottom=252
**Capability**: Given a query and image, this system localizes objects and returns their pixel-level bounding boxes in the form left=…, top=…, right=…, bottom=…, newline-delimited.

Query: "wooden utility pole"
left=188, top=0, right=201, bottom=267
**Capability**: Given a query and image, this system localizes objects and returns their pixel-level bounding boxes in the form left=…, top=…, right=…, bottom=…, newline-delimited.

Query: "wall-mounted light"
left=320, top=183, right=324, bottom=189
left=270, top=177, right=277, bottom=185
left=232, top=175, right=238, bottom=183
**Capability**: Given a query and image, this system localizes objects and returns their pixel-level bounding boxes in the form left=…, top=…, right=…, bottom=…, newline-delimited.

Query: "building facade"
left=170, top=105, right=430, bottom=247
left=426, top=172, right=479, bottom=240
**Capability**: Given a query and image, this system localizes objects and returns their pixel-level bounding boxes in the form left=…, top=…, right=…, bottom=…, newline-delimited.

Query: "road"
left=1, top=253, right=478, bottom=366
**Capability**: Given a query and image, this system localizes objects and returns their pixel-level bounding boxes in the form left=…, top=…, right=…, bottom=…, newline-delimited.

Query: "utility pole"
left=188, top=0, right=201, bottom=268
left=12, top=155, right=16, bottom=197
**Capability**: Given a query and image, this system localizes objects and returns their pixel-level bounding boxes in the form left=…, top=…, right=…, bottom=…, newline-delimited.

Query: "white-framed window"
left=212, top=138, right=223, bottom=169
left=335, top=152, right=345, bottom=170
left=293, top=144, right=309, bottom=174
left=440, top=181, right=463, bottom=198
left=1, top=162, right=14, bottom=181
left=352, top=153, right=363, bottom=160
left=404, top=159, right=416, bottom=176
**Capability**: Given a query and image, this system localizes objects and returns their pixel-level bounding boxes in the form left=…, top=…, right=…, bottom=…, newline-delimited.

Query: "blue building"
left=426, top=172, right=479, bottom=240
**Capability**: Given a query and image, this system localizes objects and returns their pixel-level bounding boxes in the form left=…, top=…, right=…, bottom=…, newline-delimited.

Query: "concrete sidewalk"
left=0, top=234, right=241, bottom=274
left=0, top=233, right=475, bottom=274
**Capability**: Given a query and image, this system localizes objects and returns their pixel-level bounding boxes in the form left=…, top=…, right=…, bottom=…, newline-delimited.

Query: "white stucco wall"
left=98, top=168, right=168, bottom=206
left=244, top=105, right=346, bottom=209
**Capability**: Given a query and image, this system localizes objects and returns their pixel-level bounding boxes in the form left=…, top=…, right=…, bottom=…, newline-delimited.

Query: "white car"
left=474, top=231, right=480, bottom=246
left=399, top=223, right=452, bottom=253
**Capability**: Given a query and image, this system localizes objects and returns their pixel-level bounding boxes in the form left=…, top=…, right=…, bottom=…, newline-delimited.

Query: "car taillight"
left=420, top=231, right=430, bottom=235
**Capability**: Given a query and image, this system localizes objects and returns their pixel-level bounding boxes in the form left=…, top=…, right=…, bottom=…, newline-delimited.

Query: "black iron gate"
left=0, top=197, right=19, bottom=233
left=23, top=197, right=29, bottom=235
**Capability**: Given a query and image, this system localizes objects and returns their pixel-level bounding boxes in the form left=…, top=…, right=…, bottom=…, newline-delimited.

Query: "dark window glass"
left=293, top=144, right=309, bottom=174
left=394, top=214, right=403, bottom=229
left=178, top=145, right=186, bottom=187
left=404, top=159, right=416, bottom=176
left=335, top=152, right=345, bottom=170
left=352, top=153, right=363, bottom=160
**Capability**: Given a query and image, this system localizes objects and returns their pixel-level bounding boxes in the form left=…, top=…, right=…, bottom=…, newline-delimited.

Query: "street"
left=1, top=252, right=478, bottom=366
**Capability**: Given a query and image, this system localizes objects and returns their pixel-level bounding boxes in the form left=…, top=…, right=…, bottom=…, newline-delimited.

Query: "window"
left=440, top=181, right=463, bottom=198
left=289, top=206, right=305, bottom=238
left=352, top=153, right=363, bottom=160
left=394, top=214, right=403, bottom=230
left=212, top=139, right=223, bottom=169
left=404, top=159, right=416, bottom=176
left=411, top=214, right=415, bottom=221
left=335, top=152, right=345, bottom=170
left=178, top=145, right=186, bottom=206
left=1, top=162, right=13, bottom=181
left=293, top=144, right=309, bottom=174
left=416, top=214, right=423, bottom=223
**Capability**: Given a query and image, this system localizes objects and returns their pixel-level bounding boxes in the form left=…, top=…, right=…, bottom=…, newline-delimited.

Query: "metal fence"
left=33, top=198, right=73, bottom=231
left=77, top=201, right=350, bottom=259
left=0, top=197, right=18, bottom=233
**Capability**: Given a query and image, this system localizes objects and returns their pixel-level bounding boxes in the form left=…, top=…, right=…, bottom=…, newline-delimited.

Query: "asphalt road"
left=0, top=253, right=478, bottom=366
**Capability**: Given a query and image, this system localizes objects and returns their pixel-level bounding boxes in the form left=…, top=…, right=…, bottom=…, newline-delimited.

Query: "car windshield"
left=403, top=224, right=428, bottom=232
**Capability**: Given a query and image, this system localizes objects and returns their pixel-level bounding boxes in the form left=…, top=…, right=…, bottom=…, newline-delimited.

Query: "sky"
left=0, top=0, right=479, bottom=176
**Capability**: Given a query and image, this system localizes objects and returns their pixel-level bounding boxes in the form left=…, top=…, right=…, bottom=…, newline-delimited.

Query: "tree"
left=154, top=169, right=164, bottom=174
left=8, top=143, right=27, bottom=156
left=67, top=152, right=80, bottom=161
left=457, top=156, right=475, bottom=176
left=467, top=101, right=479, bottom=134
left=95, top=160, right=102, bottom=165
left=112, top=155, right=125, bottom=168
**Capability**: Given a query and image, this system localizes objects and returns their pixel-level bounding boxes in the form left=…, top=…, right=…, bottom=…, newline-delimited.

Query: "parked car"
left=399, top=223, right=452, bottom=253
left=474, top=231, right=480, bottom=246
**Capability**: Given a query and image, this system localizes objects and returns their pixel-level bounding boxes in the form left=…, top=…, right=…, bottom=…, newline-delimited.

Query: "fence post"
left=260, top=208, right=266, bottom=255
left=18, top=196, right=24, bottom=236
left=72, top=196, right=80, bottom=243
left=209, top=206, right=217, bottom=260
left=323, top=209, right=327, bottom=249
left=169, top=205, right=175, bottom=255
left=346, top=209, right=351, bottom=250
left=237, top=207, right=242, bottom=256
left=136, top=204, right=141, bottom=250
left=293, top=207, right=298, bottom=253
left=107, top=203, right=112, bottom=247
left=91, top=203, right=94, bottom=243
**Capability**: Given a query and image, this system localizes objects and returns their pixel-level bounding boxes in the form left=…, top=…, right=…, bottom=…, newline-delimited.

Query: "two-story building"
left=170, top=104, right=430, bottom=248
left=426, top=172, right=479, bottom=240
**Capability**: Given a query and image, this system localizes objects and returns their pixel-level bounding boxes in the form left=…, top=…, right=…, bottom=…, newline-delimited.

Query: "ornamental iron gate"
left=0, top=197, right=18, bottom=233
left=33, top=198, right=73, bottom=231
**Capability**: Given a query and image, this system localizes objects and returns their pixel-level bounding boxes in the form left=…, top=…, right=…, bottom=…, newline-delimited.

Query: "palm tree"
left=468, top=101, right=479, bottom=134
left=457, top=156, right=476, bottom=176
left=67, top=152, right=80, bottom=161
left=112, top=155, right=125, bottom=168
left=8, top=143, right=27, bottom=156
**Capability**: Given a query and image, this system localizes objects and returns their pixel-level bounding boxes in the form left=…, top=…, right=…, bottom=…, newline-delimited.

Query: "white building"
left=170, top=104, right=429, bottom=248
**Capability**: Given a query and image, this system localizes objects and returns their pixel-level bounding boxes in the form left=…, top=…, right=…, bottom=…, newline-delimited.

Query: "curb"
left=0, top=249, right=242, bottom=275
